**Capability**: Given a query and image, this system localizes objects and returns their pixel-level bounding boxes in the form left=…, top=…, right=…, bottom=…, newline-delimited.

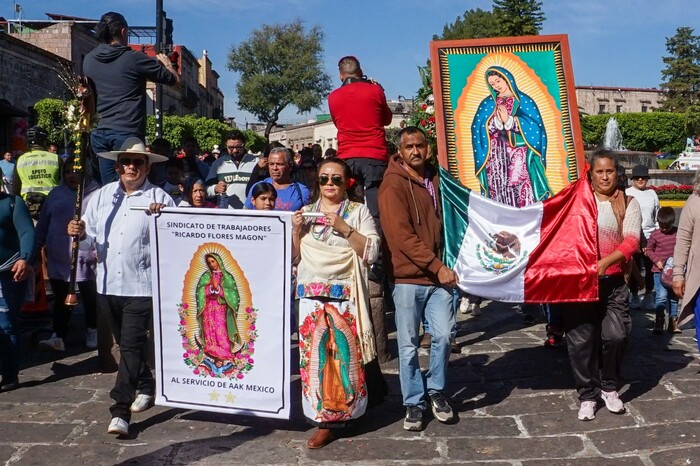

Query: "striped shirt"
left=597, top=196, right=641, bottom=276
left=646, top=227, right=677, bottom=273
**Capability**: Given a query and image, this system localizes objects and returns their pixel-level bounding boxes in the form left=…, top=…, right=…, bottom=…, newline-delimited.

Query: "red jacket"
left=329, top=80, right=392, bottom=161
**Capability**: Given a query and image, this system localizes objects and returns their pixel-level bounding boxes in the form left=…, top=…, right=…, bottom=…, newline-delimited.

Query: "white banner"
left=150, top=208, right=291, bottom=419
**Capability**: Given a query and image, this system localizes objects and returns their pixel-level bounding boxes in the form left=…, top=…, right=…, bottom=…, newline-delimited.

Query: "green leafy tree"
left=242, top=130, right=267, bottom=154
left=660, top=27, right=700, bottom=113
left=33, top=98, right=77, bottom=148
left=434, top=8, right=499, bottom=41
left=146, top=115, right=232, bottom=154
left=581, top=113, right=687, bottom=153
left=493, top=0, right=545, bottom=36
left=227, top=20, right=332, bottom=141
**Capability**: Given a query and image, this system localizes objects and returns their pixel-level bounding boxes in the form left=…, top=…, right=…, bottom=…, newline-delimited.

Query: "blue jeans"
left=393, top=283, right=454, bottom=408
left=0, top=271, right=27, bottom=381
left=653, top=272, right=678, bottom=319
left=91, top=129, right=142, bottom=185
left=422, top=289, right=459, bottom=338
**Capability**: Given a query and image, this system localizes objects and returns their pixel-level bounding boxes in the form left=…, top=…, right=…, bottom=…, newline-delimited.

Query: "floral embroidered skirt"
left=298, top=297, right=368, bottom=425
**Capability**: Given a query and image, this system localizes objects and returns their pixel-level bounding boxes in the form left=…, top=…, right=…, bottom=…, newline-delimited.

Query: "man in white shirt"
left=206, top=130, right=261, bottom=208
left=625, top=164, right=659, bottom=309
left=68, top=137, right=174, bottom=436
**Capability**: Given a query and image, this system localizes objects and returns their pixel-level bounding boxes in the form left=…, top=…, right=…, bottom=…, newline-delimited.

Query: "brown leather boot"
left=306, top=428, right=336, bottom=449
left=653, top=316, right=665, bottom=335
left=668, top=317, right=682, bottom=334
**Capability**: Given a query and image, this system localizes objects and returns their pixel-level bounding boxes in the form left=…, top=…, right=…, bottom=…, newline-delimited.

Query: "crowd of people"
left=1, top=10, right=700, bottom=452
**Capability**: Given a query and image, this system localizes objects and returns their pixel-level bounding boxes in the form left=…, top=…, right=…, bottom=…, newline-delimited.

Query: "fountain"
left=603, top=117, right=625, bottom=151
left=595, top=116, right=658, bottom=170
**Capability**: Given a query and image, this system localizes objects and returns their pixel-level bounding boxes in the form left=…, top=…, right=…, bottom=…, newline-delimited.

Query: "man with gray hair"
left=244, top=146, right=309, bottom=211
left=67, top=138, right=174, bottom=436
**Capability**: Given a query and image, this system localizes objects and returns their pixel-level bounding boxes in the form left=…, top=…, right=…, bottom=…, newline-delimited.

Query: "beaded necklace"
left=308, top=198, right=351, bottom=242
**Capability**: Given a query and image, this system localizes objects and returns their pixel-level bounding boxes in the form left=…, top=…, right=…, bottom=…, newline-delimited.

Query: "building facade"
left=1, top=14, right=225, bottom=148
left=0, top=33, right=72, bottom=153
left=576, top=86, right=665, bottom=116
left=267, top=114, right=407, bottom=152
left=130, top=45, right=224, bottom=120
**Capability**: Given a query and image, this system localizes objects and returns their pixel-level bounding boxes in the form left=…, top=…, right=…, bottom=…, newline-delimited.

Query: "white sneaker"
left=470, top=303, right=482, bottom=316
left=38, top=333, right=65, bottom=352
left=578, top=400, right=597, bottom=421
left=459, top=298, right=470, bottom=314
left=600, top=390, right=625, bottom=414
left=107, top=417, right=129, bottom=435
left=130, top=393, right=154, bottom=413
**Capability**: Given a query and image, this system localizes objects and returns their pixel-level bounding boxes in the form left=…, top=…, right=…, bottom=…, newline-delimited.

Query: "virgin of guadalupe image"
left=316, top=307, right=355, bottom=415
left=195, top=253, right=241, bottom=374
left=471, top=65, right=552, bottom=207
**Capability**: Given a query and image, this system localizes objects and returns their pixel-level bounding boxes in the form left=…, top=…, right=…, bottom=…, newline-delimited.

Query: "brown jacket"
left=673, top=193, right=700, bottom=324
left=378, top=155, right=445, bottom=285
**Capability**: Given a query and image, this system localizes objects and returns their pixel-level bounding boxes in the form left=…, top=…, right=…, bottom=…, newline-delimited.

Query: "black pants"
left=344, top=158, right=387, bottom=229
left=50, top=279, right=97, bottom=339
left=562, top=276, right=631, bottom=401
left=98, top=294, right=155, bottom=421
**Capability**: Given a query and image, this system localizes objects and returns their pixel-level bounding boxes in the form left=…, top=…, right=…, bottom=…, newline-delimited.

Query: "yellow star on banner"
left=225, top=392, right=236, bottom=404
left=209, top=390, right=220, bottom=402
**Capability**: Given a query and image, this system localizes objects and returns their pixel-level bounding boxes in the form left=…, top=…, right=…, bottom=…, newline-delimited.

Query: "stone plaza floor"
left=1, top=300, right=699, bottom=465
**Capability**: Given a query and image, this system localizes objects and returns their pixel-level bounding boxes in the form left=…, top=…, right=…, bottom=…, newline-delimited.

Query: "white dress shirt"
left=80, top=180, right=175, bottom=296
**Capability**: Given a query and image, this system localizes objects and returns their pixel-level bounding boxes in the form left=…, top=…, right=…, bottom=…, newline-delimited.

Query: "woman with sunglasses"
left=291, top=158, right=384, bottom=449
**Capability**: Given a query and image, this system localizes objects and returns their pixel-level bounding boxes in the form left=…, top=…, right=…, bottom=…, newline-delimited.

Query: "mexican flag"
left=440, top=167, right=599, bottom=303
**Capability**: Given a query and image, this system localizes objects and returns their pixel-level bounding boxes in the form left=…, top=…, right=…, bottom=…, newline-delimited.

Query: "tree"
left=433, top=8, right=499, bottom=41
left=33, top=98, right=78, bottom=148
left=227, top=20, right=332, bottom=141
left=492, top=0, right=545, bottom=36
left=660, top=27, right=700, bottom=113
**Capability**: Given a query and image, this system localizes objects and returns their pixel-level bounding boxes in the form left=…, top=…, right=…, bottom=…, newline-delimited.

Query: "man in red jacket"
left=329, top=56, right=392, bottom=226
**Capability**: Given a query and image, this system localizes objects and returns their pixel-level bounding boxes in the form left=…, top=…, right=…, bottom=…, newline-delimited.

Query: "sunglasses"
left=118, top=157, right=147, bottom=167
left=227, top=145, right=245, bottom=150
left=632, top=176, right=648, bottom=180
left=318, top=174, right=344, bottom=187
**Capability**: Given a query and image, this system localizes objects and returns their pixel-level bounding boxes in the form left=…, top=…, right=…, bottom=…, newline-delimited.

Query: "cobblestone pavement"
left=1, top=301, right=699, bottom=465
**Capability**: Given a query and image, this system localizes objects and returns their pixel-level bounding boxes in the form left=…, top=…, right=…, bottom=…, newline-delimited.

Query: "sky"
left=7, top=0, right=696, bottom=126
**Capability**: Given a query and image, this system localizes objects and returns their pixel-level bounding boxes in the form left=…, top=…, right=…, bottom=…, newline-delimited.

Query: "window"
left=616, top=105, right=622, bottom=113
left=641, top=105, right=648, bottom=113
left=598, top=104, right=606, bottom=114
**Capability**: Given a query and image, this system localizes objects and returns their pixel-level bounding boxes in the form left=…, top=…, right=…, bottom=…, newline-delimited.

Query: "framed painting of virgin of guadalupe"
left=430, top=35, right=586, bottom=207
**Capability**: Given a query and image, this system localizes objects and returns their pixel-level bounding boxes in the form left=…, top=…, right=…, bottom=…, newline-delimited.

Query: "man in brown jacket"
left=379, top=126, right=457, bottom=432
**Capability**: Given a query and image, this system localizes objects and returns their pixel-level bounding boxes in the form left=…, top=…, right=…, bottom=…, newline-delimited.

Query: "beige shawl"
left=299, top=233, right=376, bottom=364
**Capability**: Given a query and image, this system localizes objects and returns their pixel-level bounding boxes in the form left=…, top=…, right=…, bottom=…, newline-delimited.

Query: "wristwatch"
left=345, top=226, right=355, bottom=238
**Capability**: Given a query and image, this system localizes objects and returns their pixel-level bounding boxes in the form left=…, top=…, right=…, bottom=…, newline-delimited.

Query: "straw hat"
left=99, top=137, right=169, bottom=163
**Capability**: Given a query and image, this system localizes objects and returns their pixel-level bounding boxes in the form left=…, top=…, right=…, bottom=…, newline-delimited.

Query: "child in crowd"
left=36, top=157, right=100, bottom=351
left=160, top=158, right=185, bottom=204
left=250, top=182, right=277, bottom=211
left=645, top=206, right=680, bottom=334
